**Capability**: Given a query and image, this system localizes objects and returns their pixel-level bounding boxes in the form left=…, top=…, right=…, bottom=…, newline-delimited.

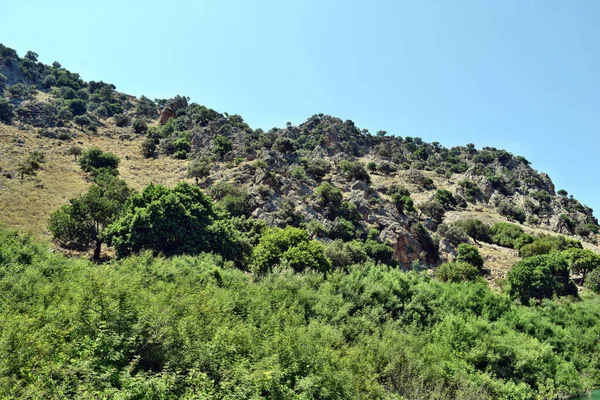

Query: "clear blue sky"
left=3, top=0, right=599, bottom=216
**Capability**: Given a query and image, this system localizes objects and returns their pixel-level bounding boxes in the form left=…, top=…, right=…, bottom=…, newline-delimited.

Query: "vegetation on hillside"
left=2, top=43, right=600, bottom=398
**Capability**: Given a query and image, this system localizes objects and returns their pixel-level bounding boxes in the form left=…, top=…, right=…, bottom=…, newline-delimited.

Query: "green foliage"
left=518, top=234, right=582, bottom=258
left=272, top=136, right=297, bottom=153
left=584, top=268, right=600, bottom=294
left=213, top=134, right=232, bottom=158
left=339, top=159, right=370, bottom=183
left=387, top=185, right=414, bottom=214
left=66, top=145, right=82, bottom=160
left=489, top=222, right=531, bottom=249
left=0, top=97, right=14, bottom=124
left=454, top=219, right=490, bottom=243
left=0, top=228, right=598, bottom=398
left=436, top=261, right=480, bottom=283
left=434, top=189, right=457, bottom=209
left=497, top=201, right=526, bottom=223
left=106, top=182, right=248, bottom=264
left=301, top=157, right=331, bottom=179
left=456, top=243, right=484, bottom=269
left=329, top=217, right=355, bottom=241
left=186, top=157, right=212, bottom=184
left=458, top=179, right=482, bottom=202
left=132, top=118, right=148, bottom=134
left=575, top=223, right=599, bottom=237
left=252, top=226, right=330, bottom=274
left=314, top=182, right=343, bottom=218
left=141, top=137, right=156, bottom=158
left=135, top=95, right=158, bottom=118
left=561, top=248, right=600, bottom=285
left=437, top=223, right=470, bottom=246
left=48, top=176, right=131, bottom=260
left=506, top=254, right=578, bottom=304
left=79, top=147, right=120, bottom=177
left=65, top=98, right=87, bottom=116
left=114, top=113, right=130, bottom=127
left=209, top=182, right=251, bottom=217
left=73, top=114, right=91, bottom=130
left=418, top=201, right=445, bottom=226
left=290, top=165, right=306, bottom=181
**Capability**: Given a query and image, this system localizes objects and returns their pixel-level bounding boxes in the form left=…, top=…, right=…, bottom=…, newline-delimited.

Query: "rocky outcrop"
left=159, top=95, right=188, bottom=125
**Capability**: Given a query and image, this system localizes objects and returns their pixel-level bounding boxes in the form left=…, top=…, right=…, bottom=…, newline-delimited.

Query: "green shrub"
left=456, top=243, right=483, bottom=269
left=141, top=138, right=156, bottom=158
left=490, top=222, right=526, bottom=249
left=518, top=235, right=582, bottom=258
left=0, top=98, right=14, bottom=124
left=339, top=160, right=370, bottom=183
left=454, top=219, right=490, bottom=243
left=434, top=189, right=457, bottom=209
left=79, top=147, right=119, bottom=175
left=252, top=226, right=330, bottom=274
left=132, top=118, right=148, bottom=134
left=436, top=261, right=480, bottom=283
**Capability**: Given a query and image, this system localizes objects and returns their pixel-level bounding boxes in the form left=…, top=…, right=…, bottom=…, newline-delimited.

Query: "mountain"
left=3, top=43, right=600, bottom=399
left=0, top=43, right=597, bottom=273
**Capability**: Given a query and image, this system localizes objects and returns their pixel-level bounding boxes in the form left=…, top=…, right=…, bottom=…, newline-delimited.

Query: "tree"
left=106, top=182, right=248, bottom=263
left=418, top=201, right=445, bottom=226
left=561, top=248, right=600, bottom=285
left=0, top=98, right=14, bottom=124
left=73, top=114, right=92, bottom=131
left=65, top=98, right=87, bottom=116
left=79, top=147, right=119, bottom=176
left=436, top=261, right=480, bottom=283
left=66, top=145, right=82, bottom=160
left=505, top=254, right=578, bottom=304
left=456, top=243, right=484, bottom=269
left=48, top=176, right=131, bottom=260
left=454, top=219, right=490, bottom=243
left=186, top=158, right=211, bottom=185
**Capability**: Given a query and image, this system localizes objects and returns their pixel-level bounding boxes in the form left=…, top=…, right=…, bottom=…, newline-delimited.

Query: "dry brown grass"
left=0, top=120, right=188, bottom=240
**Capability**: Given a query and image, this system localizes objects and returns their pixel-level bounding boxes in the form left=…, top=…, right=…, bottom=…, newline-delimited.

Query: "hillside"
left=1, top=44, right=598, bottom=275
left=4, top=44, right=600, bottom=399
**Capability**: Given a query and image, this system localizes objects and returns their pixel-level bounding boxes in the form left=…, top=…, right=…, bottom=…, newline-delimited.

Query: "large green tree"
left=106, top=182, right=249, bottom=262
left=505, top=254, right=578, bottom=304
left=48, top=176, right=131, bottom=260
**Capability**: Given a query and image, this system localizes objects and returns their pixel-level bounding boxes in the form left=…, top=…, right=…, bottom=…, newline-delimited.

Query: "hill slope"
left=0, top=43, right=598, bottom=276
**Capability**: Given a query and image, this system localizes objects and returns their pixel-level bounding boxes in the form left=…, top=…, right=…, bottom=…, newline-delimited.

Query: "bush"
left=132, top=118, right=148, bottom=134
left=79, top=147, right=119, bottom=176
left=436, top=262, right=480, bottom=283
left=506, top=254, right=578, bottom=304
left=213, top=134, right=232, bottom=158
left=490, top=222, right=528, bottom=249
left=497, top=201, right=526, bottom=223
left=329, top=217, right=355, bottom=241
left=290, top=165, right=306, bottom=181
left=65, top=98, right=87, bottom=116
left=437, top=223, right=470, bottom=246
left=272, top=137, right=297, bottom=154
left=562, top=248, right=600, bottom=285
left=0, top=98, right=14, bottom=124
left=434, top=189, right=457, bottom=209
left=456, top=243, right=484, bottom=269
left=518, top=235, right=582, bottom=258
left=454, top=219, right=490, bottom=243
left=339, top=160, right=370, bottom=183
left=584, top=268, right=600, bottom=294
left=141, top=138, right=156, bottom=158
left=251, top=226, right=330, bottom=274
left=314, top=182, right=342, bottom=218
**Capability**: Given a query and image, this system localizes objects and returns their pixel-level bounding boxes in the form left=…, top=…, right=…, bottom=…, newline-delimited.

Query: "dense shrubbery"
left=1, top=228, right=599, bottom=398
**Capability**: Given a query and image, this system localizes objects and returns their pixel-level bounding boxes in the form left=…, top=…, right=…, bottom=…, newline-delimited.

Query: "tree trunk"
left=93, top=240, right=102, bottom=261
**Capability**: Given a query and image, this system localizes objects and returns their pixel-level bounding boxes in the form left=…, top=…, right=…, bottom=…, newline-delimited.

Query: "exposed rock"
left=159, top=95, right=188, bottom=125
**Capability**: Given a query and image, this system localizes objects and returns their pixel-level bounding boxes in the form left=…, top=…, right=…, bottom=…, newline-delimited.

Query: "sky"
left=2, top=0, right=599, bottom=216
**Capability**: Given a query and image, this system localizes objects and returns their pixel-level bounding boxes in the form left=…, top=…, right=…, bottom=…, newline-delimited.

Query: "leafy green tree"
left=187, top=157, right=212, bottom=184
left=339, top=160, right=370, bottom=183
left=506, top=254, right=578, bottom=304
left=135, top=95, right=158, bottom=118
left=114, top=113, right=130, bottom=127
left=456, top=243, right=484, bottom=269
left=561, top=248, right=600, bottom=285
left=418, top=201, right=445, bottom=226
left=65, top=98, right=87, bottom=116
left=106, top=182, right=248, bottom=263
left=252, top=226, right=330, bottom=274
left=585, top=268, right=600, bottom=294
left=0, top=98, right=14, bottom=124
left=66, top=145, right=82, bottom=160
left=490, top=222, right=529, bottom=249
left=73, top=114, right=92, bottom=131
left=518, top=234, right=581, bottom=258
left=48, top=176, right=131, bottom=260
left=314, top=182, right=343, bottom=219
left=454, top=219, right=490, bottom=243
